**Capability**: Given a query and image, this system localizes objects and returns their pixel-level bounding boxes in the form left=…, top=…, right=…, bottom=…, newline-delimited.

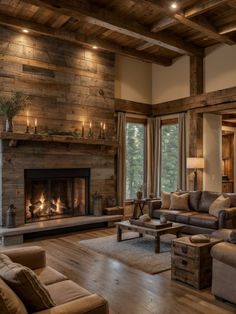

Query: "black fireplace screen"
left=25, top=169, right=90, bottom=223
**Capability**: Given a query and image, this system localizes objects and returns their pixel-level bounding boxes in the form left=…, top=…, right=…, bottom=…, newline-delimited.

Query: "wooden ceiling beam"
left=222, top=114, right=236, bottom=120
left=185, top=0, right=230, bottom=18
left=0, top=13, right=172, bottom=66
left=152, top=86, right=236, bottom=116
left=147, top=0, right=234, bottom=44
left=136, top=42, right=155, bottom=51
left=22, top=0, right=203, bottom=56
left=151, top=0, right=229, bottom=32
left=219, top=21, right=236, bottom=34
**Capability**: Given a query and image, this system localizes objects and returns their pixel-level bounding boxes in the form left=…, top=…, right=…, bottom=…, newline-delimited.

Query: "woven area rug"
left=79, top=232, right=176, bottom=274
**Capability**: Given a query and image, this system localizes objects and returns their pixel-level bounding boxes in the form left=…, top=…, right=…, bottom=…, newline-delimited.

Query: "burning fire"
left=56, top=197, right=61, bottom=213
left=52, top=197, right=62, bottom=213
left=40, top=194, right=45, bottom=210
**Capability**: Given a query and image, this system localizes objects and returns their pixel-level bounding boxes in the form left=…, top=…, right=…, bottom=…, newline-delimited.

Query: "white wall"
left=152, top=56, right=190, bottom=104
left=203, top=114, right=222, bottom=192
left=205, top=45, right=236, bottom=93
left=115, top=44, right=236, bottom=105
left=115, top=55, right=152, bottom=104
left=222, top=125, right=236, bottom=192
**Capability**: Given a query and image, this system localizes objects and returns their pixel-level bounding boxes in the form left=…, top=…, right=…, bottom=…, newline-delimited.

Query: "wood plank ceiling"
left=0, top=0, right=236, bottom=66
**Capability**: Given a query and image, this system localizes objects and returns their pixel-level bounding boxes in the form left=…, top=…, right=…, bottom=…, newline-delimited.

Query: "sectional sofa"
left=148, top=191, right=236, bottom=234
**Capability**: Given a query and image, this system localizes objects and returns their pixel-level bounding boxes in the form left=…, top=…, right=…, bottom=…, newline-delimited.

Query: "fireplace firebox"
left=25, top=169, right=90, bottom=223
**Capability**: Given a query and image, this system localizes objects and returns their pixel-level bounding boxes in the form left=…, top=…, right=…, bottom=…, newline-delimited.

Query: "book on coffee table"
left=129, top=218, right=172, bottom=229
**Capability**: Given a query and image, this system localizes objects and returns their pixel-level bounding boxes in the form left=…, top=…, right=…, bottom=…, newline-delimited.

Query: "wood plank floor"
left=15, top=228, right=236, bottom=314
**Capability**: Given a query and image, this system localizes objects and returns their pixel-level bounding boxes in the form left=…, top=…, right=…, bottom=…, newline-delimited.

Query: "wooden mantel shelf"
left=0, top=132, right=118, bottom=148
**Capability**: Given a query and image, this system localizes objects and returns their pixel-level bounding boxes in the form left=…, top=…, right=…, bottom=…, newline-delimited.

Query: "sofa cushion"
left=160, top=192, right=171, bottom=209
left=34, top=266, right=68, bottom=286
left=0, top=278, right=28, bottom=314
left=175, top=212, right=196, bottom=224
left=189, top=213, right=218, bottom=229
left=209, top=195, right=231, bottom=218
left=170, top=193, right=189, bottom=211
left=198, top=191, right=221, bottom=213
left=0, top=254, right=55, bottom=312
left=152, top=209, right=184, bottom=221
left=46, top=280, right=90, bottom=306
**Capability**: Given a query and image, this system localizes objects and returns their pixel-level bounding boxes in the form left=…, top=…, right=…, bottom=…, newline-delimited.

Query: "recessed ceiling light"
left=22, top=29, right=29, bottom=33
left=92, top=45, right=98, bottom=49
left=170, top=2, right=177, bottom=9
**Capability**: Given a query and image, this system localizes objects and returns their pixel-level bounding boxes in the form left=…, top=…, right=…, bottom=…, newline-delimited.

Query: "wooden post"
left=188, top=56, right=204, bottom=190
left=190, top=56, right=204, bottom=96
left=188, top=111, right=203, bottom=191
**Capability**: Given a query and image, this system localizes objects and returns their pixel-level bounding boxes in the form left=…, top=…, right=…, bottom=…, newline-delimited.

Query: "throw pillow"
left=209, top=195, right=231, bottom=218
left=0, top=278, right=27, bottom=314
left=0, top=254, right=55, bottom=312
left=161, top=192, right=171, bottom=209
left=170, top=193, right=189, bottom=211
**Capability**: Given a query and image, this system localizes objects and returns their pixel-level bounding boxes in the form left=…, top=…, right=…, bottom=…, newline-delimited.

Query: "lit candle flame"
left=90, top=121, right=92, bottom=128
left=103, top=123, right=106, bottom=130
left=35, top=118, right=37, bottom=127
left=26, top=111, right=29, bottom=127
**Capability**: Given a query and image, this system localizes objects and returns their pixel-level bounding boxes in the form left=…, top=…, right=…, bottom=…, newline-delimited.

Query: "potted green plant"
left=0, top=92, right=30, bottom=132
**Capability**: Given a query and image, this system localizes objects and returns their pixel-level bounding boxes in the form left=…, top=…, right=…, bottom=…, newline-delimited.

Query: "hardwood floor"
left=18, top=228, right=236, bottom=313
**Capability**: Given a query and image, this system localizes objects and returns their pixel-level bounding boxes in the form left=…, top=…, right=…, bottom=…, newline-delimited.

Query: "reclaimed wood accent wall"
left=0, top=27, right=116, bottom=226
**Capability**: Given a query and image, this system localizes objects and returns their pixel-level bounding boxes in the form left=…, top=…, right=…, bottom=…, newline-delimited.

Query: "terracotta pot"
left=136, top=191, right=143, bottom=200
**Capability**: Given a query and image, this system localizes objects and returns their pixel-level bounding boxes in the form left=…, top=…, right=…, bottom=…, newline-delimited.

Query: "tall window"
left=161, top=122, right=179, bottom=192
left=126, top=121, right=145, bottom=199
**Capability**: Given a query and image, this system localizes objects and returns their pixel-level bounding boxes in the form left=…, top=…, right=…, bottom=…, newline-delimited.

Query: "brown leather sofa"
left=0, top=246, right=109, bottom=314
left=148, top=191, right=236, bottom=234
left=211, top=229, right=236, bottom=304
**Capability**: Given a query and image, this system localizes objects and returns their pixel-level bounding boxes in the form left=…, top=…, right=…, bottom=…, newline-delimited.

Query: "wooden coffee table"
left=116, top=220, right=184, bottom=253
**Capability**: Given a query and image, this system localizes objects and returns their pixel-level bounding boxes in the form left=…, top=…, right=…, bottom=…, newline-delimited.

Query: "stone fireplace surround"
left=0, top=139, right=116, bottom=227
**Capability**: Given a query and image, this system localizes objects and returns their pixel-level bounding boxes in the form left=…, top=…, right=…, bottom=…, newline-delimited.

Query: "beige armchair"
left=211, top=229, right=236, bottom=304
left=0, top=246, right=109, bottom=314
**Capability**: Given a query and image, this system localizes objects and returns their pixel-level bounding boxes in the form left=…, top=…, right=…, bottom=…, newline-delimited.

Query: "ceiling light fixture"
left=170, top=2, right=177, bottom=9
left=22, top=29, right=29, bottom=33
left=92, top=45, right=98, bottom=49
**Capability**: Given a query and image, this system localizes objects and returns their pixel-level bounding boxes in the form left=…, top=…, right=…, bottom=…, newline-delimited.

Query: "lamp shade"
left=187, top=157, right=204, bottom=169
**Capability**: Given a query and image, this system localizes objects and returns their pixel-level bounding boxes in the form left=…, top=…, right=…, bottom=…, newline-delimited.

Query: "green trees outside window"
left=126, top=122, right=145, bottom=199
left=161, top=123, right=179, bottom=192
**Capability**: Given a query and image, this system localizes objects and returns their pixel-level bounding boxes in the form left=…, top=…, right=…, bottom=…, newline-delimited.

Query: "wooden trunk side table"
left=171, top=236, right=222, bottom=289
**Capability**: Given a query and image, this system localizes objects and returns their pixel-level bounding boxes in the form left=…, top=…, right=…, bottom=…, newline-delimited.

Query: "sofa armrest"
left=211, top=242, right=236, bottom=268
left=211, top=229, right=233, bottom=241
left=1, top=246, right=46, bottom=270
left=33, top=294, right=109, bottom=314
left=147, top=199, right=162, bottom=217
left=218, top=207, right=236, bottom=229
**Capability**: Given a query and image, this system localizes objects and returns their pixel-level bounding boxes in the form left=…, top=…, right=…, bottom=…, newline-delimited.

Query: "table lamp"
left=187, top=157, right=205, bottom=191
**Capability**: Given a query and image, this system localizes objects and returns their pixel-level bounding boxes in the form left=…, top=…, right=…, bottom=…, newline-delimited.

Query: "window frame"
left=125, top=117, right=147, bottom=201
